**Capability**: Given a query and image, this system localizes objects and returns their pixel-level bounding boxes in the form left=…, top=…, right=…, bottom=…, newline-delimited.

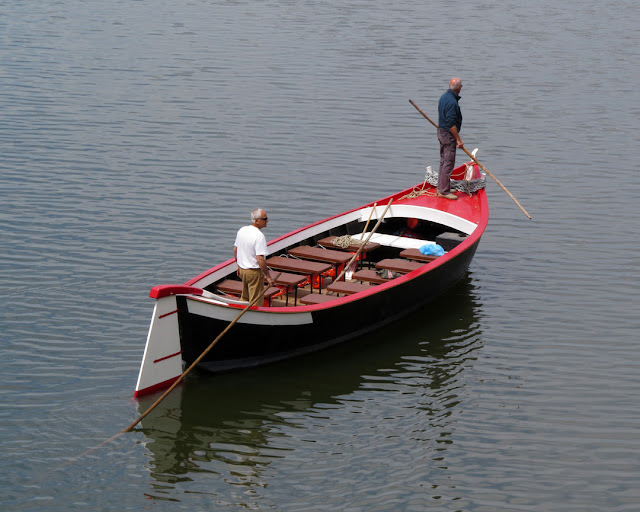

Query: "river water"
left=1, top=0, right=639, bottom=510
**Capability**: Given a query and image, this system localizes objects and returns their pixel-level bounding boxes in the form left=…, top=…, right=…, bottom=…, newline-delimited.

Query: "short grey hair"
left=250, top=209, right=265, bottom=221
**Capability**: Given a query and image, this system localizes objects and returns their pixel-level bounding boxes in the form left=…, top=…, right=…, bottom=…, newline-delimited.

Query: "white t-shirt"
left=234, top=225, right=268, bottom=269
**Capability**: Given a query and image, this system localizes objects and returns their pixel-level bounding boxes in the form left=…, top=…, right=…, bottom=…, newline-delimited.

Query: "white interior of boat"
left=361, top=204, right=477, bottom=235
left=359, top=232, right=435, bottom=249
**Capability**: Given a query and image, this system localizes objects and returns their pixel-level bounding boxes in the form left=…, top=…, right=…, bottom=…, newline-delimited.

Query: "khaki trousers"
left=238, top=267, right=264, bottom=304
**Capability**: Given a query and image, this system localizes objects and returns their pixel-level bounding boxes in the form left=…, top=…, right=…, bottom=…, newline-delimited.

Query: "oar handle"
left=409, top=99, right=532, bottom=220
left=359, top=202, right=377, bottom=241
left=409, top=99, right=438, bottom=129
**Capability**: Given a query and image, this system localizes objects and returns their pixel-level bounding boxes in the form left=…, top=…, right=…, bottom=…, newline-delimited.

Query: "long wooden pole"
left=65, top=280, right=279, bottom=465
left=409, top=99, right=532, bottom=220
left=123, top=275, right=280, bottom=433
left=359, top=202, right=377, bottom=240
left=334, top=198, right=393, bottom=283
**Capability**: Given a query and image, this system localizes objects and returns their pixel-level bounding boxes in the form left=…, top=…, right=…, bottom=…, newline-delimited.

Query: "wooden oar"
left=409, top=99, right=438, bottom=130
left=408, top=99, right=532, bottom=220
left=334, top=198, right=393, bottom=283
left=460, top=146, right=531, bottom=219
left=65, top=279, right=279, bottom=464
left=123, top=274, right=280, bottom=433
left=334, top=202, right=379, bottom=277
left=359, top=202, right=377, bottom=241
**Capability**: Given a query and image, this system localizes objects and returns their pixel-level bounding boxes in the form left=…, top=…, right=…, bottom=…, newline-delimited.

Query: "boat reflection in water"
left=136, top=276, right=483, bottom=501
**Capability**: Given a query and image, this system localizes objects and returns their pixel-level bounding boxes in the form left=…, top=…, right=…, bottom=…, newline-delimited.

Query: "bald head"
left=449, top=78, right=462, bottom=93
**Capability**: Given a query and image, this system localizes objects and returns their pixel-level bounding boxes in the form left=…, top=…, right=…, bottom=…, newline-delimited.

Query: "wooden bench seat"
left=288, top=245, right=356, bottom=282
left=375, top=258, right=424, bottom=274
left=326, top=281, right=371, bottom=296
left=299, top=293, right=339, bottom=305
left=288, top=245, right=354, bottom=265
left=266, top=256, right=332, bottom=295
left=269, top=272, right=308, bottom=306
left=399, top=248, right=439, bottom=263
left=216, top=280, right=281, bottom=306
left=352, top=269, right=392, bottom=285
left=266, top=256, right=332, bottom=276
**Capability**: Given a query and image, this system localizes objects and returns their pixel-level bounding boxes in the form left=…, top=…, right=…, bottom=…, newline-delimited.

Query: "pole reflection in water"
left=135, top=276, right=483, bottom=503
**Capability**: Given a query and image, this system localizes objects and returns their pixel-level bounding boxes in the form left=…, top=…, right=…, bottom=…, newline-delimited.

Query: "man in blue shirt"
left=437, top=78, right=464, bottom=200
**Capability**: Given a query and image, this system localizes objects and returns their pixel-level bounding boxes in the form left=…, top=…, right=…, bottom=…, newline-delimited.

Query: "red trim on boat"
left=134, top=376, right=181, bottom=398
left=153, top=351, right=182, bottom=364
left=158, top=309, right=178, bottom=319
left=150, top=284, right=203, bottom=299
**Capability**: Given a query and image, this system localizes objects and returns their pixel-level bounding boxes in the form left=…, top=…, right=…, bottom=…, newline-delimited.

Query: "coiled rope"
left=332, top=234, right=367, bottom=249
left=401, top=164, right=486, bottom=200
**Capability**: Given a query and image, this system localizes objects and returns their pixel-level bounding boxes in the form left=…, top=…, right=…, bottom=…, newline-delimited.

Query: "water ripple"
left=2, top=0, right=640, bottom=510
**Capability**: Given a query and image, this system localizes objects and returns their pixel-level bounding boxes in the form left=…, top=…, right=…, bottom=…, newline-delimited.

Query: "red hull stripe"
left=153, top=351, right=182, bottom=364
left=134, top=376, right=181, bottom=397
left=158, top=309, right=178, bottom=319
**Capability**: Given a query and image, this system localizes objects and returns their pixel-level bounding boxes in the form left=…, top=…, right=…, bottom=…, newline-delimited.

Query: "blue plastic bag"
left=419, top=243, right=445, bottom=257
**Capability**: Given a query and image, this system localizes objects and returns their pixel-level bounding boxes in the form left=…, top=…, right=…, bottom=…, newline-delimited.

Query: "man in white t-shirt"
left=234, top=208, right=276, bottom=304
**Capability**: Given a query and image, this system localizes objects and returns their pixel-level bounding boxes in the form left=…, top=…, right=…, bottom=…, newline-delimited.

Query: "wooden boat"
left=135, top=161, right=488, bottom=397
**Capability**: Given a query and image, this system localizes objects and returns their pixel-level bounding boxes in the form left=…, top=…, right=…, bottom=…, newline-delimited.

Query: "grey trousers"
left=437, top=127, right=456, bottom=194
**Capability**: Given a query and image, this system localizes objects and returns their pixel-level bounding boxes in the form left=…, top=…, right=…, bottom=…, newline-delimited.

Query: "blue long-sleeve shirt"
left=438, top=89, right=462, bottom=132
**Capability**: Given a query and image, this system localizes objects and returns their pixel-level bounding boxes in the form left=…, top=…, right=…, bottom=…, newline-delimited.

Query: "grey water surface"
left=1, top=0, right=639, bottom=510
